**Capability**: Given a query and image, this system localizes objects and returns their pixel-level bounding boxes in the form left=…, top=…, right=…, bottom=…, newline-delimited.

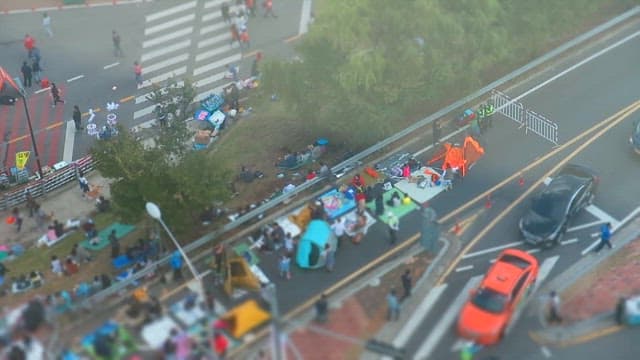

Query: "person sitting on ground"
left=82, top=219, right=98, bottom=239
left=53, top=220, right=65, bottom=238
left=50, top=255, right=63, bottom=276
left=64, top=257, right=79, bottom=276
left=71, top=243, right=93, bottom=263
left=29, top=271, right=43, bottom=288
left=96, top=195, right=111, bottom=213
left=386, top=191, right=402, bottom=207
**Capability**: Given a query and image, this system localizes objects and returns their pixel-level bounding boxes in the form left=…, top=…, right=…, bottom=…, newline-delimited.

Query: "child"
left=279, top=254, right=291, bottom=280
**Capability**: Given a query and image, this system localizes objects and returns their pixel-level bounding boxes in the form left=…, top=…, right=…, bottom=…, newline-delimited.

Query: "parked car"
left=519, top=164, right=598, bottom=247
left=457, top=249, right=539, bottom=345
left=630, top=119, right=640, bottom=154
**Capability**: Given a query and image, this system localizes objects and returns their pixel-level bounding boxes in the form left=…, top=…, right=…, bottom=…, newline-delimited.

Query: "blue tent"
left=296, top=220, right=337, bottom=269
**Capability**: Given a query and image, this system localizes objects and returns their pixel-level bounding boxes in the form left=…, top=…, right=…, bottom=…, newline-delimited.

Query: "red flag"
left=0, top=67, right=22, bottom=99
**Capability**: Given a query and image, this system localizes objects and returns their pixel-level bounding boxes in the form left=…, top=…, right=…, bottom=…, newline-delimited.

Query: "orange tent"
left=429, top=136, right=485, bottom=177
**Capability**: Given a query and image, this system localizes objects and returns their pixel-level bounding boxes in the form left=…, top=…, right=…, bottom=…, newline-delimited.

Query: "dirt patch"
left=562, top=237, right=640, bottom=322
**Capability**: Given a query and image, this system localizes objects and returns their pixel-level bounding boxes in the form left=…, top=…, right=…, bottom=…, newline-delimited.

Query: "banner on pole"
left=15, top=151, right=30, bottom=170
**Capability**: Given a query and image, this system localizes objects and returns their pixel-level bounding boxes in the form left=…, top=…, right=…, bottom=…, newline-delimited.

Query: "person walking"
left=109, top=230, right=120, bottom=259
left=323, top=243, right=335, bottom=272
left=279, top=254, right=291, bottom=280
left=387, top=212, right=400, bottom=245
left=401, top=269, right=412, bottom=300
left=314, top=294, right=329, bottom=323
left=112, top=30, right=123, bottom=57
left=50, top=83, right=64, bottom=107
left=221, top=2, right=231, bottom=23
left=72, top=105, right=83, bottom=131
left=78, top=174, right=90, bottom=197
left=42, top=13, right=53, bottom=37
left=31, top=58, right=42, bottom=84
left=387, top=288, right=400, bottom=321
left=170, top=251, right=183, bottom=281
left=262, top=0, right=277, bottom=18
left=24, top=34, right=35, bottom=58
left=21, top=61, right=33, bottom=88
left=594, top=222, right=613, bottom=253
left=134, top=61, right=143, bottom=88
left=11, top=208, right=23, bottom=233
left=547, top=290, right=562, bottom=324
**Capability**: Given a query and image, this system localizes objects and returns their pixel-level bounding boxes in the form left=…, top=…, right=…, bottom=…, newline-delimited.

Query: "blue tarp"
left=296, top=220, right=336, bottom=269
left=318, top=188, right=356, bottom=220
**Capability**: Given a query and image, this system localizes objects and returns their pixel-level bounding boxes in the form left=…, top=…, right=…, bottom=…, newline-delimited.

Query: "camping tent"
left=0, top=67, right=22, bottom=105
left=296, top=219, right=337, bottom=269
left=220, top=299, right=271, bottom=338
left=429, top=136, right=485, bottom=177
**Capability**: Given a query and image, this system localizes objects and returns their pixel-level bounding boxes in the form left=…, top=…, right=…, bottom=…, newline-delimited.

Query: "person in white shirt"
left=42, top=13, right=53, bottom=37
left=331, top=217, right=347, bottom=247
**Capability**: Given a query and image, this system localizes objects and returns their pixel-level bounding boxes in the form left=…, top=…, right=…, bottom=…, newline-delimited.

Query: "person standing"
left=31, top=58, right=42, bottom=84
left=401, top=269, right=412, bottom=299
left=386, top=288, right=400, bottom=321
left=21, top=61, right=33, bottom=88
left=240, top=30, right=250, bottom=49
left=50, top=83, right=64, bottom=107
left=246, top=0, right=256, bottom=17
left=387, top=212, right=399, bottom=245
left=72, top=105, right=83, bottom=131
left=42, top=13, right=53, bottom=37
left=12, top=208, right=23, bottom=233
left=594, top=222, right=613, bottom=253
left=331, top=217, right=348, bottom=248
left=262, top=0, right=277, bottom=18
left=279, top=254, right=291, bottom=280
left=109, top=230, right=120, bottom=259
left=24, top=34, right=35, bottom=58
left=315, top=294, right=329, bottom=323
left=78, top=174, right=90, bottom=196
left=547, top=290, right=562, bottom=324
left=221, top=2, right=231, bottom=23
left=229, top=24, right=240, bottom=47
left=112, top=30, right=123, bottom=57
left=134, top=61, right=143, bottom=88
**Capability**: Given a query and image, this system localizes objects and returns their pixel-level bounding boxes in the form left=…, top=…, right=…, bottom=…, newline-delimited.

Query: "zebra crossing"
left=134, top=0, right=245, bottom=123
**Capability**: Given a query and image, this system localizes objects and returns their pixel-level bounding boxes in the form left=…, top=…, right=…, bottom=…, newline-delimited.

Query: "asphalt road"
left=402, top=20, right=640, bottom=360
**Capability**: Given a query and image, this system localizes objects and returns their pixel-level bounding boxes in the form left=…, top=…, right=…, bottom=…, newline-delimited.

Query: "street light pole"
left=265, top=283, right=285, bottom=360
left=20, top=94, right=44, bottom=179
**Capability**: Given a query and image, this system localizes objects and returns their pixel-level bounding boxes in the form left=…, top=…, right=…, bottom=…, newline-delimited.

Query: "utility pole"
left=265, top=283, right=285, bottom=360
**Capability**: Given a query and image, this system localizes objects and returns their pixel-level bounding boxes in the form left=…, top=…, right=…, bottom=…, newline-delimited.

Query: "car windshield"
left=471, top=287, right=508, bottom=314
left=531, top=192, right=568, bottom=220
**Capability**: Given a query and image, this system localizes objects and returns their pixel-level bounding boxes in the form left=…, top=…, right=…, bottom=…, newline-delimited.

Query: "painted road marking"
left=144, top=54, right=189, bottom=75
left=195, top=73, right=227, bottom=88
left=34, top=87, right=50, bottom=94
left=200, top=21, right=227, bottom=36
left=197, top=33, right=230, bottom=49
left=585, top=205, right=620, bottom=227
left=204, top=0, right=227, bottom=9
left=145, top=14, right=196, bottom=36
left=299, top=0, right=313, bottom=35
left=66, top=75, right=84, bottom=83
left=193, top=53, right=242, bottom=76
left=392, top=284, right=448, bottom=348
left=62, top=120, right=75, bottom=163
left=143, top=27, right=194, bottom=48
left=541, top=346, right=552, bottom=358
left=567, top=220, right=605, bottom=233
left=581, top=206, right=640, bottom=255
left=195, top=46, right=235, bottom=63
left=560, top=238, right=578, bottom=245
left=414, top=276, right=482, bottom=360
left=103, top=62, right=120, bottom=70
left=534, top=256, right=559, bottom=292
left=454, top=265, right=474, bottom=273
left=133, top=104, right=157, bottom=120
left=145, top=1, right=196, bottom=23
left=141, top=40, right=191, bottom=62
left=135, top=81, right=185, bottom=105
left=462, top=241, right=524, bottom=259
left=145, top=66, right=188, bottom=87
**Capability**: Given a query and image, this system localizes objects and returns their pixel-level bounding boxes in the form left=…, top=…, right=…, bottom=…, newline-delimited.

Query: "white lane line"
left=103, top=62, right=120, bottom=70
left=204, top=0, right=226, bottom=9
left=195, top=46, right=234, bottom=63
left=454, top=265, right=474, bottom=273
left=567, top=220, right=605, bottom=233
left=200, top=21, right=227, bottom=36
left=462, top=241, right=524, bottom=259
left=585, top=205, right=620, bottom=228
left=560, top=238, right=578, bottom=245
left=34, top=87, right=51, bottom=94
left=143, top=27, right=194, bottom=49
left=62, top=120, right=75, bottom=163
left=534, top=256, right=559, bottom=292
left=414, top=276, right=482, bottom=360
left=582, top=240, right=600, bottom=255
left=133, top=103, right=157, bottom=120
left=541, top=346, right=552, bottom=358
left=145, top=14, right=196, bottom=36
left=144, top=54, right=189, bottom=75
left=135, top=81, right=185, bottom=105
left=580, top=207, right=640, bottom=256
left=195, top=73, right=228, bottom=88
left=193, top=53, right=242, bottom=77
left=141, top=40, right=191, bottom=62
left=66, top=75, right=84, bottom=83
left=197, top=33, right=230, bottom=49
left=392, top=284, right=448, bottom=348
left=299, top=0, right=313, bottom=35
left=145, top=66, right=187, bottom=87
left=145, top=1, right=196, bottom=23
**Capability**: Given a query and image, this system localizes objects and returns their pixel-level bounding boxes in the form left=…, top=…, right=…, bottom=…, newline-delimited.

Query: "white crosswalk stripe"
left=134, top=0, right=244, bottom=121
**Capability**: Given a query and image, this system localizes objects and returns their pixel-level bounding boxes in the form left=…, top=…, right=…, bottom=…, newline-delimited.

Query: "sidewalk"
left=531, top=214, right=640, bottom=346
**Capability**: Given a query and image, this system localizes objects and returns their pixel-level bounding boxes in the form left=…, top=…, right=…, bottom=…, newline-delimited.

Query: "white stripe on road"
left=34, top=87, right=50, bottom=94
left=63, top=120, right=75, bottom=163
left=414, top=276, right=482, bottom=360
left=567, top=220, right=606, bottom=233
left=145, top=1, right=196, bottom=23
left=146, top=66, right=187, bottom=86
left=197, top=33, right=230, bottom=49
left=133, top=104, right=157, bottom=120
left=135, top=81, right=185, bottom=105
left=541, top=346, right=552, bottom=358
left=200, top=21, right=228, bottom=36
left=103, top=62, right=120, bottom=70
left=141, top=40, right=191, bottom=62
left=193, top=53, right=242, bottom=76
left=462, top=241, right=524, bottom=259
left=195, top=73, right=228, bottom=88
left=144, top=54, right=189, bottom=75
left=560, top=238, right=578, bottom=245
left=585, top=205, right=620, bottom=228
left=66, top=75, right=84, bottom=83
left=392, top=284, right=448, bottom=348
left=299, top=0, right=313, bottom=35
left=145, top=14, right=196, bottom=36
left=195, top=46, right=235, bottom=62
left=454, top=265, right=474, bottom=273
left=204, top=0, right=226, bottom=9
left=143, top=27, right=194, bottom=49
left=534, top=256, right=560, bottom=292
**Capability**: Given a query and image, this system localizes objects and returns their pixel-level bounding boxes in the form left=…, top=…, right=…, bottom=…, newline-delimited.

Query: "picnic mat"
left=318, top=188, right=356, bottom=220
left=366, top=189, right=419, bottom=225
left=80, top=223, right=136, bottom=251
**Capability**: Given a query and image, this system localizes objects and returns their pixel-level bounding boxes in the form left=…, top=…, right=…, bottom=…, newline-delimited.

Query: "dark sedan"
left=519, top=164, right=598, bottom=247
left=630, top=119, right=640, bottom=155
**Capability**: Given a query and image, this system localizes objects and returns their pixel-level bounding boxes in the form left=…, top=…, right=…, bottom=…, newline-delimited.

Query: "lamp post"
left=145, top=202, right=200, bottom=281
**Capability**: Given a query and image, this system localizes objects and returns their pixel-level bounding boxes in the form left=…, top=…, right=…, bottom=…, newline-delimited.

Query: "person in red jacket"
left=24, top=34, right=35, bottom=58
left=263, top=0, right=277, bottom=18
left=212, top=331, right=229, bottom=358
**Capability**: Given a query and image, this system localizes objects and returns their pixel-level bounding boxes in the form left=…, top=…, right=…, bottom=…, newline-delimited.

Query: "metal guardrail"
left=80, top=5, right=640, bottom=307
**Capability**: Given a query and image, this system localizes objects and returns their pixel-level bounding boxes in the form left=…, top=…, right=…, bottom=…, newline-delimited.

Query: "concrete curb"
left=0, top=0, right=152, bottom=15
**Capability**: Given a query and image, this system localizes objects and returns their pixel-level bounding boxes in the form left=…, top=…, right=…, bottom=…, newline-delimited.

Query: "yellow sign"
left=15, top=151, right=30, bottom=170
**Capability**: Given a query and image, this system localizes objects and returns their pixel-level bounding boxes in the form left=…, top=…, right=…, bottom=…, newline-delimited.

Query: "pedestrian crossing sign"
left=15, top=151, right=30, bottom=170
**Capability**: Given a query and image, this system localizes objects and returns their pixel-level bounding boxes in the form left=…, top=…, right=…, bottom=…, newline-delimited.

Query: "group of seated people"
left=11, top=271, right=44, bottom=294
left=276, top=142, right=326, bottom=169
